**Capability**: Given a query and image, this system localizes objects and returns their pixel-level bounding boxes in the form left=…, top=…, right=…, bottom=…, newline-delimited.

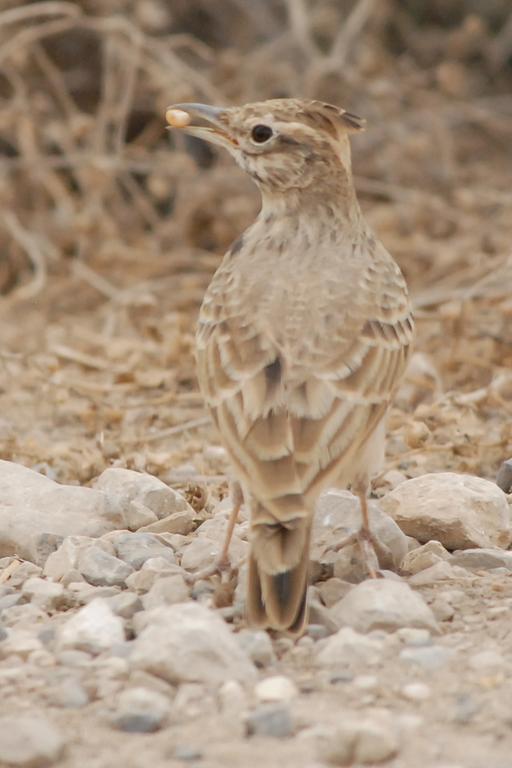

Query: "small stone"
left=353, top=675, right=378, bottom=690
left=451, top=548, right=512, bottom=570
left=78, top=546, right=134, bottom=588
left=1, top=561, right=42, bottom=588
left=306, top=624, right=330, bottom=641
left=401, top=540, right=451, bottom=574
left=255, top=675, right=298, bottom=703
left=56, top=598, right=125, bottom=654
left=111, top=686, right=170, bottom=733
left=49, top=679, right=89, bottom=708
left=21, top=577, right=66, bottom=611
left=131, top=603, right=256, bottom=686
left=246, top=704, right=293, bottom=738
left=108, top=531, right=176, bottom=570
left=319, top=716, right=399, bottom=765
left=408, top=560, right=466, bottom=586
left=468, top=650, right=504, bottom=670
left=0, top=714, right=65, bottom=767
left=400, top=645, right=455, bottom=670
left=125, top=559, right=183, bottom=593
left=67, top=582, right=119, bottom=604
left=0, top=460, right=123, bottom=566
left=430, top=596, right=455, bottom=622
left=315, top=627, right=383, bottom=669
left=105, top=592, right=143, bottom=619
left=317, top=578, right=352, bottom=608
left=174, top=745, right=203, bottom=761
left=219, top=679, right=247, bottom=714
left=396, top=628, right=432, bottom=647
left=180, top=533, right=247, bottom=573
left=56, top=649, right=92, bottom=667
left=401, top=682, right=431, bottom=701
left=236, top=629, right=275, bottom=668
left=0, top=629, right=43, bottom=659
left=139, top=509, right=195, bottom=535
left=496, top=458, right=512, bottom=494
left=93, top=468, right=192, bottom=529
left=380, top=472, right=511, bottom=550
left=141, top=574, right=189, bottom=610
left=331, top=580, right=438, bottom=634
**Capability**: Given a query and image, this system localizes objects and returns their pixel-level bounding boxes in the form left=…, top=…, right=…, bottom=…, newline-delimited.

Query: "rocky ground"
left=1, top=460, right=512, bottom=768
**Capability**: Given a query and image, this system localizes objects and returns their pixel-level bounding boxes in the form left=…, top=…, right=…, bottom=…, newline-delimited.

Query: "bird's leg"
left=328, top=482, right=382, bottom=578
left=354, top=488, right=380, bottom=579
left=183, top=482, right=243, bottom=584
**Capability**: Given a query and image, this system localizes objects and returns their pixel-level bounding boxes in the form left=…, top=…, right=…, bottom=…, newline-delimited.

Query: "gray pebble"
left=246, top=704, right=293, bottom=738
left=78, top=547, right=134, bottom=588
left=400, top=645, right=455, bottom=670
left=174, top=745, right=204, bottom=761
left=496, top=458, right=512, bottom=494
left=0, top=714, right=65, bottom=767
left=111, top=686, right=170, bottom=733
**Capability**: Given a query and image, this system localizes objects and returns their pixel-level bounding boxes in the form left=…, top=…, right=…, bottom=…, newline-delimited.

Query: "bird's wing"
left=196, top=244, right=414, bottom=517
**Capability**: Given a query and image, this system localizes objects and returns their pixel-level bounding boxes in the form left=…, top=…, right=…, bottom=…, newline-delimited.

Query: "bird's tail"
left=246, top=503, right=311, bottom=636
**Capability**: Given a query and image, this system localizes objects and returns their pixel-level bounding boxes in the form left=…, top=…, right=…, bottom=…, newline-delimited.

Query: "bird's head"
left=166, top=98, right=365, bottom=199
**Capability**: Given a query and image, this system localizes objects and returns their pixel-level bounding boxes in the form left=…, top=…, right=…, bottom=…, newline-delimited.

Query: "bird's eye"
left=251, top=124, right=273, bottom=143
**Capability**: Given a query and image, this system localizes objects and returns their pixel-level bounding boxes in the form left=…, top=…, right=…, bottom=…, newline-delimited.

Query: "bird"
left=166, top=98, right=414, bottom=635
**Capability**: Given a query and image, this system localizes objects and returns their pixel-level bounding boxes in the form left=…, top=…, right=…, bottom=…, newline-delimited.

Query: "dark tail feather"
left=246, top=524, right=311, bottom=636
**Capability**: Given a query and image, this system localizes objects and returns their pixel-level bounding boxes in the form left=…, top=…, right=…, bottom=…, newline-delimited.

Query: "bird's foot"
left=328, top=526, right=384, bottom=579
left=183, top=554, right=235, bottom=585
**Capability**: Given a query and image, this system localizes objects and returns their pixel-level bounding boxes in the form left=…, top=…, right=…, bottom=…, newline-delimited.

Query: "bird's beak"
left=165, top=103, right=238, bottom=149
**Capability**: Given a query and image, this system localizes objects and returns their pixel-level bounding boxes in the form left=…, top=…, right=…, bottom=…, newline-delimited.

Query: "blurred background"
left=1, top=0, right=511, bottom=500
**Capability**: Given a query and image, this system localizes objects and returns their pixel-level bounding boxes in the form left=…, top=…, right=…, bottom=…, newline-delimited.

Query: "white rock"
left=400, top=645, right=455, bottom=670
left=21, top=577, right=66, bottom=610
left=315, top=627, right=383, bottom=668
left=108, top=531, right=176, bottom=570
left=0, top=629, right=43, bottom=659
left=401, top=540, right=451, bottom=574
left=468, top=650, right=504, bottom=671
left=401, top=682, right=431, bottom=701
left=141, top=575, right=189, bottom=610
left=219, top=679, right=247, bottom=715
left=130, top=603, right=256, bottom=686
left=78, top=546, right=134, bottom=587
left=93, top=468, right=193, bottom=531
left=353, top=675, right=378, bottom=690
left=255, top=676, right=298, bottom=703
left=43, top=536, right=114, bottom=582
left=111, top=687, right=170, bottom=733
left=49, top=679, right=89, bottom=709
left=0, top=714, right=65, bottom=767
left=331, top=580, right=438, bottom=634
left=139, top=509, right=195, bottom=535
left=396, top=628, right=432, bottom=647
left=105, top=592, right=143, bottom=619
left=180, top=533, right=247, bottom=572
left=313, top=490, right=409, bottom=579
left=125, top=560, right=182, bottom=594
left=451, top=548, right=512, bottom=570
left=56, top=598, right=125, bottom=654
left=380, top=473, right=511, bottom=550
left=0, top=461, right=124, bottom=566
left=319, top=715, right=399, bottom=765
left=408, top=561, right=468, bottom=586
left=317, top=578, right=352, bottom=608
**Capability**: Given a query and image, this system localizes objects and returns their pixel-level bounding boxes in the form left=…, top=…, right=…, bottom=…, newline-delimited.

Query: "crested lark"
left=167, top=99, right=414, bottom=634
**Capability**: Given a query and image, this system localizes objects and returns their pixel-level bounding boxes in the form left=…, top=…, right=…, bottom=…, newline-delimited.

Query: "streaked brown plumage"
left=167, top=99, right=414, bottom=634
